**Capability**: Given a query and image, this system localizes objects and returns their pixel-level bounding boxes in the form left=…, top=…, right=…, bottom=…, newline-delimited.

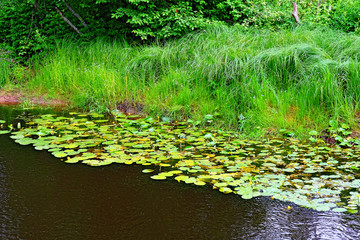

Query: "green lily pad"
left=194, top=181, right=206, bottom=186
left=332, top=208, right=348, bottom=213
left=53, top=151, right=68, bottom=158
left=151, top=175, right=167, bottom=180
left=175, top=175, right=189, bottom=182
left=65, top=157, right=81, bottom=163
left=219, top=187, right=233, bottom=194
left=185, top=177, right=196, bottom=184
left=315, top=205, right=331, bottom=212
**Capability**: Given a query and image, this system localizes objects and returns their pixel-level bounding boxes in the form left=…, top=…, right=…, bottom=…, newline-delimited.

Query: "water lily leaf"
left=81, top=152, right=95, bottom=157
left=142, top=169, right=154, bottom=173
left=48, top=148, right=61, bottom=152
left=185, top=177, right=196, bottom=184
left=0, top=130, right=10, bottom=135
left=34, top=146, right=48, bottom=151
left=14, top=138, right=32, bottom=145
left=10, top=133, right=24, bottom=139
left=151, top=175, right=167, bottom=180
left=219, top=187, right=233, bottom=194
left=207, top=168, right=224, bottom=173
left=64, top=143, right=79, bottom=149
left=160, top=163, right=171, bottom=167
left=315, top=205, right=331, bottom=211
left=82, top=160, right=101, bottom=166
left=241, top=194, right=253, bottom=199
left=175, top=175, right=189, bottom=182
left=65, top=157, right=81, bottom=163
left=66, top=150, right=80, bottom=156
left=332, top=208, right=347, bottom=213
left=214, top=182, right=228, bottom=188
left=347, top=209, right=358, bottom=214
left=194, top=181, right=206, bottom=186
left=53, top=151, right=68, bottom=158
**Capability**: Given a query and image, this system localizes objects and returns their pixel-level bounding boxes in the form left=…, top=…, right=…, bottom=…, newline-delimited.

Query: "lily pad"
left=53, top=151, right=68, bottom=158
left=151, top=175, right=167, bottom=180
left=194, top=181, right=206, bottom=186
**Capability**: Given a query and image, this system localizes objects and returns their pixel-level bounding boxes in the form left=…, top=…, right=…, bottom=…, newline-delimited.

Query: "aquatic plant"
left=3, top=111, right=360, bottom=214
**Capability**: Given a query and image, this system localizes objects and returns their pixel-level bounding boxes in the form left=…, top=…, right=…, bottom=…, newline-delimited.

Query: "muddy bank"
left=0, top=90, right=69, bottom=107
left=0, top=90, right=144, bottom=116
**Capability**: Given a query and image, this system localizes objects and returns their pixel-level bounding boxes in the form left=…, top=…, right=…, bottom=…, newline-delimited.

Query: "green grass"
left=13, top=25, right=360, bottom=137
left=0, top=59, right=11, bottom=88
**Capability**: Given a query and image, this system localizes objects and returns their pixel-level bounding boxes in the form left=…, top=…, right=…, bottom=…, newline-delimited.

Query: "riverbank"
left=1, top=25, right=360, bottom=139
left=0, top=88, right=69, bottom=108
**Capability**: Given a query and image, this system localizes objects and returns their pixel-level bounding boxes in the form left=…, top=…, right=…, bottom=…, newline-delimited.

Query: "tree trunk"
left=292, top=2, right=300, bottom=23
left=55, top=6, right=83, bottom=35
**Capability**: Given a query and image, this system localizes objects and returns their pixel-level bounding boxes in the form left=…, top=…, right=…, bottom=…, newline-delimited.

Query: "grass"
left=0, top=60, right=10, bottom=88
left=6, top=25, right=360, bottom=138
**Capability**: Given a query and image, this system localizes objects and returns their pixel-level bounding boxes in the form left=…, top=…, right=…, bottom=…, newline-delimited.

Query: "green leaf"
left=151, top=175, right=167, bottom=180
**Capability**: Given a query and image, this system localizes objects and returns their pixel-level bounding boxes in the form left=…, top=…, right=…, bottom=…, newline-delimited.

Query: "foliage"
left=1, top=0, right=360, bottom=58
left=331, top=0, right=360, bottom=33
left=109, top=0, right=211, bottom=39
left=0, top=0, right=121, bottom=58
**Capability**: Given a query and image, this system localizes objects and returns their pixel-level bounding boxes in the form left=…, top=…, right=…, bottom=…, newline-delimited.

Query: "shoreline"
left=0, top=89, right=70, bottom=108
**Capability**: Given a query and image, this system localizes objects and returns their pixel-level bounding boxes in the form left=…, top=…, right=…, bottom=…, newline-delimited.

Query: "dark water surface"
left=1, top=107, right=360, bottom=240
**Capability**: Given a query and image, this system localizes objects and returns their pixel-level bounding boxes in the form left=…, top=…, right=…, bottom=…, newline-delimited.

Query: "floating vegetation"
left=0, top=119, right=10, bottom=134
left=6, top=111, right=360, bottom=214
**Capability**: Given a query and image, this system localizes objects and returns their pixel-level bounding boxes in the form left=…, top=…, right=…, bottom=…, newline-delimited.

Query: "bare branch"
left=33, top=0, right=39, bottom=12
left=292, top=2, right=300, bottom=23
left=28, top=11, right=35, bottom=39
left=316, top=0, right=322, bottom=16
left=0, top=58, right=16, bottom=63
left=55, top=6, right=83, bottom=35
left=64, top=1, right=88, bottom=28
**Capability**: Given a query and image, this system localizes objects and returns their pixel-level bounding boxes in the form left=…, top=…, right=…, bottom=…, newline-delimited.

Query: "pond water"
left=1, top=106, right=360, bottom=239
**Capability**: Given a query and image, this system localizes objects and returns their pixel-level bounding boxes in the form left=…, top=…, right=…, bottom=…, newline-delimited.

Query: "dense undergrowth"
left=2, top=25, right=360, bottom=138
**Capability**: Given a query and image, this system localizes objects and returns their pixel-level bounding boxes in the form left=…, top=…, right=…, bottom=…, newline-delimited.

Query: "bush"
left=331, top=0, right=360, bottom=33
left=1, top=0, right=360, bottom=59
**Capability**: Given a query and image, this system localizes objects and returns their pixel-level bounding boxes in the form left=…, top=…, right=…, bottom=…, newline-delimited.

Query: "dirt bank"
left=0, top=89, right=69, bottom=107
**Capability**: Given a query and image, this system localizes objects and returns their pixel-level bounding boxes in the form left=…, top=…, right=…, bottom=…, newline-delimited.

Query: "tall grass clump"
left=0, top=60, right=11, bottom=88
left=24, top=25, right=360, bottom=136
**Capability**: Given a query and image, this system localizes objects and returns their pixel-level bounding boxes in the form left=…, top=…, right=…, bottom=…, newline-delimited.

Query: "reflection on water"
left=1, top=107, right=360, bottom=239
